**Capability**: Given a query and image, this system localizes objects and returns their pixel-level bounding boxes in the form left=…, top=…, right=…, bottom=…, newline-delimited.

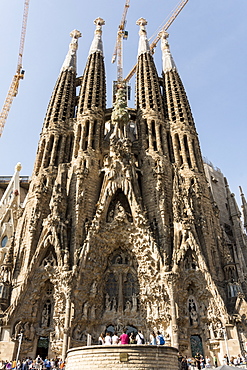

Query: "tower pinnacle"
left=161, top=31, right=176, bottom=73
left=89, top=17, right=105, bottom=56
left=240, top=186, right=247, bottom=230
left=136, top=18, right=151, bottom=56
left=60, top=29, right=82, bottom=73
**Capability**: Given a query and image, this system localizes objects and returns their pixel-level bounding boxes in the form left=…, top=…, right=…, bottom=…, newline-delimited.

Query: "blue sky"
left=0, top=0, right=246, bottom=207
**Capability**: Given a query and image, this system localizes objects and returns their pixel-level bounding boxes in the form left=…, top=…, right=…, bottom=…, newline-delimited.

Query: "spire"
left=60, top=29, right=82, bottom=73
left=135, top=18, right=164, bottom=115
left=136, top=18, right=151, bottom=56
left=240, top=186, right=247, bottom=230
left=78, top=18, right=106, bottom=114
left=34, top=31, right=81, bottom=173
left=89, top=17, right=105, bottom=56
left=161, top=31, right=176, bottom=73
left=43, top=30, right=81, bottom=127
left=225, top=181, right=241, bottom=219
left=161, top=33, right=204, bottom=171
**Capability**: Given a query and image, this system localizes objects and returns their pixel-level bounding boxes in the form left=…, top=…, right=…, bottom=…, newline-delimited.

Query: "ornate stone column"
left=166, top=272, right=179, bottom=349
left=62, top=287, right=72, bottom=360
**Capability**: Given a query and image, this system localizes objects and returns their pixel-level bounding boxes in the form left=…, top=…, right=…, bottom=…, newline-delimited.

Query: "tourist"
left=213, top=354, right=218, bottom=367
left=35, top=357, right=42, bottom=370
left=129, top=332, right=137, bottom=344
left=136, top=330, right=145, bottom=344
left=181, top=357, right=189, bottom=370
left=178, top=353, right=183, bottom=363
left=222, top=354, right=228, bottom=365
left=5, top=362, right=12, bottom=370
left=200, top=355, right=205, bottom=368
left=98, top=332, right=105, bottom=345
left=149, top=331, right=157, bottom=345
left=194, top=353, right=201, bottom=369
left=190, top=358, right=196, bottom=369
left=119, top=328, right=129, bottom=344
left=104, top=331, right=112, bottom=345
left=44, top=358, right=51, bottom=370
left=236, top=354, right=242, bottom=365
left=156, top=331, right=165, bottom=345
left=112, top=332, right=119, bottom=345
left=59, top=360, right=65, bottom=370
left=205, top=356, right=212, bottom=368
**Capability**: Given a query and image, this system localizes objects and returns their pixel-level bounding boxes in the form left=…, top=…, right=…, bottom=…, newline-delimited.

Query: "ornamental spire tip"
left=161, top=31, right=176, bottom=73
left=89, top=17, right=105, bottom=56
left=136, top=18, right=150, bottom=56
left=60, top=29, right=81, bottom=73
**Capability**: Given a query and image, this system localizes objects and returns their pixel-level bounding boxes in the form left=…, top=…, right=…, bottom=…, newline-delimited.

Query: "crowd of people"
left=178, top=352, right=247, bottom=369
left=0, top=356, right=65, bottom=370
left=98, top=329, right=165, bottom=345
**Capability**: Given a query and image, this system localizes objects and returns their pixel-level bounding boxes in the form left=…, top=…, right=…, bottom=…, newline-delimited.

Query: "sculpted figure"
left=112, top=297, right=117, bottom=312
left=83, top=302, right=89, bottom=319
left=41, top=301, right=51, bottom=327
left=30, top=323, right=36, bottom=340
left=73, top=324, right=82, bottom=341
left=132, top=293, right=137, bottom=312
left=90, top=281, right=97, bottom=297
left=125, top=300, right=131, bottom=312
left=23, top=322, right=30, bottom=340
left=105, top=294, right=111, bottom=311
left=14, top=321, right=22, bottom=339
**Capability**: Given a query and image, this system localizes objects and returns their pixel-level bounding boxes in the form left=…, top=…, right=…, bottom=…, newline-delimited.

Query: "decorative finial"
left=70, top=29, right=82, bottom=40
left=94, top=17, right=105, bottom=28
left=136, top=18, right=150, bottom=56
left=89, top=17, right=105, bottom=56
left=161, top=31, right=176, bottom=73
left=15, top=162, right=22, bottom=172
left=60, top=29, right=82, bottom=73
left=136, top=17, right=148, bottom=29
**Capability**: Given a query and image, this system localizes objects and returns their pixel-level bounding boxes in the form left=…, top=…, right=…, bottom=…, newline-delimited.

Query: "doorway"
left=36, top=336, right=49, bottom=360
left=190, top=335, right=203, bottom=357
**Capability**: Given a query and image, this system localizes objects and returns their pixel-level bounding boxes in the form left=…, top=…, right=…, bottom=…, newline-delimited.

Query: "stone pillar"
left=166, top=272, right=179, bottom=349
left=188, top=139, right=197, bottom=169
left=50, top=136, right=60, bottom=165
left=62, top=289, right=72, bottom=360
left=118, top=273, right=124, bottom=312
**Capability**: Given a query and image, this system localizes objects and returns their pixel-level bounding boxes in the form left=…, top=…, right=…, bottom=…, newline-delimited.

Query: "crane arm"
left=112, top=0, right=130, bottom=82
left=150, top=0, right=189, bottom=50
left=0, top=0, right=30, bottom=137
left=124, top=0, right=189, bottom=83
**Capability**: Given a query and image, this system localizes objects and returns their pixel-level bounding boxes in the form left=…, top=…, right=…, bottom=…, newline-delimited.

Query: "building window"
left=1, top=236, right=8, bottom=248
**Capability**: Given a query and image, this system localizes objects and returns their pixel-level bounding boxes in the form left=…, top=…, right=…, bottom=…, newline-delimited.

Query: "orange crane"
left=0, top=0, right=30, bottom=137
left=124, top=0, right=189, bottom=82
left=112, top=0, right=130, bottom=83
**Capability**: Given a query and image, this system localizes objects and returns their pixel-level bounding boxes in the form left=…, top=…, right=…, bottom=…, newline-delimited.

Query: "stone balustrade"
left=66, top=344, right=179, bottom=370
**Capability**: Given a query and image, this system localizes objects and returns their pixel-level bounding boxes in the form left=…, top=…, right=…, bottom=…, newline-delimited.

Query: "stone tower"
left=0, top=17, right=247, bottom=364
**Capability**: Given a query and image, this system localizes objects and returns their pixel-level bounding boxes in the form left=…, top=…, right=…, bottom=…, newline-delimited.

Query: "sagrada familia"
left=0, top=16, right=247, bottom=366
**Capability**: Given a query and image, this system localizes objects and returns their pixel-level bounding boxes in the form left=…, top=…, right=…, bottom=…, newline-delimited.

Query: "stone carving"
left=41, top=300, right=51, bottom=328
left=13, top=320, right=23, bottom=340
left=73, top=324, right=83, bottom=341
left=111, top=86, right=130, bottom=140
left=188, top=297, right=199, bottom=327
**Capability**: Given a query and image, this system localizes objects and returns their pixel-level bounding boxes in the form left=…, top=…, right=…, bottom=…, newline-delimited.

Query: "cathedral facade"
left=0, top=16, right=247, bottom=363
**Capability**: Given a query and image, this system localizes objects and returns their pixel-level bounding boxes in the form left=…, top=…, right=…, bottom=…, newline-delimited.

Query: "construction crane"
left=124, top=0, right=189, bottom=83
left=112, top=0, right=130, bottom=83
left=0, top=0, right=30, bottom=137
